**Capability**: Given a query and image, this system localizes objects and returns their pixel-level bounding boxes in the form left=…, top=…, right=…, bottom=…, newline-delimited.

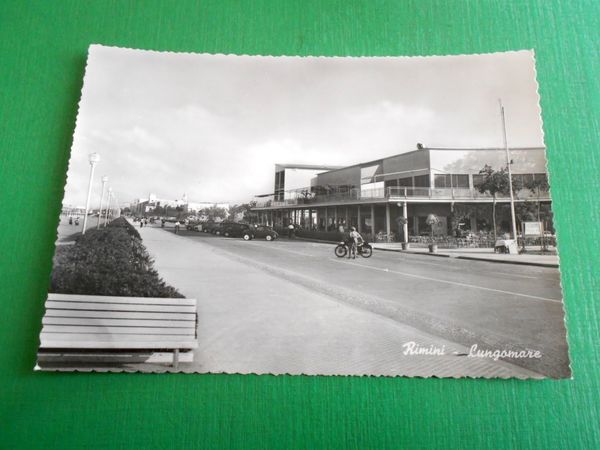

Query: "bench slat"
left=41, top=325, right=196, bottom=335
left=46, top=301, right=196, bottom=314
left=43, top=317, right=195, bottom=328
left=48, top=293, right=197, bottom=306
left=44, top=310, right=195, bottom=320
left=40, top=339, right=198, bottom=350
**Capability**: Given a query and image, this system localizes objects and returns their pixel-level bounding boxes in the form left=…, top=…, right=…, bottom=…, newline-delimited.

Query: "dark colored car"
left=253, top=225, right=279, bottom=241
left=202, top=221, right=218, bottom=233
left=186, top=221, right=201, bottom=231
left=221, top=222, right=254, bottom=240
left=211, top=223, right=224, bottom=235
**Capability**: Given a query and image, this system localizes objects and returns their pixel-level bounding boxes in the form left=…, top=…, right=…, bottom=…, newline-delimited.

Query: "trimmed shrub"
left=106, top=216, right=141, bottom=239
left=50, top=227, right=183, bottom=298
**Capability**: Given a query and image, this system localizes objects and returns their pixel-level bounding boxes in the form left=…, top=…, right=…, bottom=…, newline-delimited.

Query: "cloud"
left=62, top=48, right=544, bottom=207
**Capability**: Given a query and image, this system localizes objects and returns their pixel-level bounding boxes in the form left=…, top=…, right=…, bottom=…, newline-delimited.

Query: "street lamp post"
left=82, top=153, right=100, bottom=235
left=96, top=176, right=108, bottom=229
left=104, top=188, right=113, bottom=227
left=499, top=100, right=518, bottom=241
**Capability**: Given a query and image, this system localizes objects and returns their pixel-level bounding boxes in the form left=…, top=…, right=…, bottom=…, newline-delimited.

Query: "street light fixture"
left=82, top=153, right=100, bottom=235
left=97, top=176, right=109, bottom=229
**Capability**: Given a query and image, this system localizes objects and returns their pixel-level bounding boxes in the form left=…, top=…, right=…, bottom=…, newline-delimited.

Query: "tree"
left=228, top=202, right=257, bottom=223
left=514, top=201, right=538, bottom=251
left=200, top=206, right=228, bottom=221
left=448, top=204, right=474, bottom=236
left=524, top=177, right=550, bottom=249
left=476, top=165, right=511, bottom=242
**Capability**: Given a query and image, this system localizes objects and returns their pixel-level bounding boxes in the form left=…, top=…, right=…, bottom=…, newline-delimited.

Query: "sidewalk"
left=373, top=244, right=559, bottom=267
left=135, top=225, right=540, bottom=378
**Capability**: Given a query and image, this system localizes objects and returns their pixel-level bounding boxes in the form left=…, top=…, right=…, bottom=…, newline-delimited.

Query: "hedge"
left=106, top=216, right=141, bottom=239
left=50, top=225, right=183, bottom=298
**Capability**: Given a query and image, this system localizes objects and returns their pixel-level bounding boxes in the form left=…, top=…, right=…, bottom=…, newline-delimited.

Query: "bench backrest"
left=40, top=293, right=198, bottom=350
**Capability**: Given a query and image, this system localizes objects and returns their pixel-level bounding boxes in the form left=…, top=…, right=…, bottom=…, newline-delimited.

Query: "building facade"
left=252, top=146, right=552, bottom=242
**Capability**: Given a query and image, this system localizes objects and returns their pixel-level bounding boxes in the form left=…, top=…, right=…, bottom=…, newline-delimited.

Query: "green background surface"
left=1, top=1, right=598, bottom=449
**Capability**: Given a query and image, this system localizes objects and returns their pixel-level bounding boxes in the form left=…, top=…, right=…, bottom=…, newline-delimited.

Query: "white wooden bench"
left=38, top=293, right=198, bottom=369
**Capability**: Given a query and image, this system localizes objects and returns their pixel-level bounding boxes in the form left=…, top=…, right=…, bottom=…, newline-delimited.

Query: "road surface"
left=137, top=224, right=569, bottom=378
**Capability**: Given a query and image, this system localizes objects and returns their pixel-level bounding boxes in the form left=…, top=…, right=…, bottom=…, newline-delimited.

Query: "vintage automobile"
left=221, top=222, right=254, bottom=240
left=252, top=225, right=279, bottom=241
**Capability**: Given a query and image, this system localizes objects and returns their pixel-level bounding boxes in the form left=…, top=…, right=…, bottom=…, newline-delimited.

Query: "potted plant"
left=426, top=213, right=439, bottom=253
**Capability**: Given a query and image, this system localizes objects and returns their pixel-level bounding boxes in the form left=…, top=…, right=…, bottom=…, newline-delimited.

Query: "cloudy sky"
left=64, top=46, right=544, bottom=207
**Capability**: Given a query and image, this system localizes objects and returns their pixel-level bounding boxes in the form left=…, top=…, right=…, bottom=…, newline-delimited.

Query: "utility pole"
left=500, top=99, right=518, bottom=241
left=97, top=176, right=108, bottom=229
left=104, top=188, right=113, bottom=227
left=82, top=153, right=100, bottom=235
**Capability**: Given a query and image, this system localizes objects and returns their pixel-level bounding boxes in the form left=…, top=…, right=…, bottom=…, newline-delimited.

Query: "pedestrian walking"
left=175, top=221, right=180, bottom=234
left=288, top=223, right=294, bottom=238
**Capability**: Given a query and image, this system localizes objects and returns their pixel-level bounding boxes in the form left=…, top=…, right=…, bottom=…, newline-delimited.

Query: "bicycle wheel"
left=334, top=244, right=347, bottom=258
left=360, top=245, right=373, bottom=258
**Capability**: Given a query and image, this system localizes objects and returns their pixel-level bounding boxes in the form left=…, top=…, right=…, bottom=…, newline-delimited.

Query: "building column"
left=324, top=207, right=328, bottom=231
left=470, top=208, right=477, bottom=231
left=357, top=205, right=362, bottom=233
left=413, top=215, right=419, bottom=235
left=370, top=204, right=375, bottom=240
left=345, top=206, right=349, bottom=228
left=334, top=207, right=338, bottom=228
left=403, top=202, right=409, bottom=244
left=385, top=203, right=391, bottom=242
left=308, top=209, right=313, bottom=230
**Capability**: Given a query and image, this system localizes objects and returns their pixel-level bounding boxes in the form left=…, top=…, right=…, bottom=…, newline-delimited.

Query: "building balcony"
left=253, top=186, right=551, bottom=209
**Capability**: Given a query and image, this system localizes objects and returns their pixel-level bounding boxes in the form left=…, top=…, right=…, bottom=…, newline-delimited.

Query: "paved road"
left=138, top=225, right=569, bottom=378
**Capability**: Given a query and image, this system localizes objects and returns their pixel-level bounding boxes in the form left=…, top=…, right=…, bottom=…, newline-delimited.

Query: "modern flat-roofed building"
left=251, top=146, right=551, bottom=242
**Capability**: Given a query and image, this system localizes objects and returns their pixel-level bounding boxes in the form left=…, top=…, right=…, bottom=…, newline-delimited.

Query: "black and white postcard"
left=37, top=46, right=570, bottom=378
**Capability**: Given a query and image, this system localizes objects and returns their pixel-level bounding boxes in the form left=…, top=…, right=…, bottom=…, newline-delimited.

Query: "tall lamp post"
left=82, top=153, right=100, bottom=235
left=499, top=100, right=518, bottom=241
left=97, top=176, right=109, bottom=229
left=104, top=188, right=113, bottom=227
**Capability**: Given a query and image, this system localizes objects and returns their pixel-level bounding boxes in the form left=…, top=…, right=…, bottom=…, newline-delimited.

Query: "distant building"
left=131, top=193, right=229, bottom=216
left=252, top=146, right=551, bottom=240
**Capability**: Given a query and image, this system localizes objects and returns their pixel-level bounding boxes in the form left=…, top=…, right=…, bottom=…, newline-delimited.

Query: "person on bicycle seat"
left=348, top=226, right=362, bottom=259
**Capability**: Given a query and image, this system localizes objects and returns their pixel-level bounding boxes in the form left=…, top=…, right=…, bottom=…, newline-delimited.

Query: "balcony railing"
left=253, top=186, right=550, bottom=208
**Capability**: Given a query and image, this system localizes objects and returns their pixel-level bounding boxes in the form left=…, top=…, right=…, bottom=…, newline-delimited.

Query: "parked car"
left=202, top=221, right=218, bottom=233
left=221, top=222, right=254, bottom=240
left=253, top=225, right=279, bottom=241
left=186, top=221, right=201, bottom=231
left=211, top=223, right=224, bottom=235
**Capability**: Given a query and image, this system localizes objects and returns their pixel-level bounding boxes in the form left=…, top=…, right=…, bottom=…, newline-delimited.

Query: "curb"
left=375, top=247, right=451, bottom=258
left=454, top=255, right=559, bottom=268
left=374, top=247, right=558, bottom=267
left=286, top=239, right=559, bottom=268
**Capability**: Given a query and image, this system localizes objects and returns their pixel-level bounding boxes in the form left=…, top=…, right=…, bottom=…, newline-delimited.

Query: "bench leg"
left=172, top=349, right=179, bottom=370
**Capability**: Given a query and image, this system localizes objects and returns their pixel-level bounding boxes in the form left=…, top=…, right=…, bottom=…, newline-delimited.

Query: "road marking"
left=384, top=254, right=540, bottom=280
left=330, top=258, right=562, bottom=303
left=231, top=239, right=321, bottom=258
